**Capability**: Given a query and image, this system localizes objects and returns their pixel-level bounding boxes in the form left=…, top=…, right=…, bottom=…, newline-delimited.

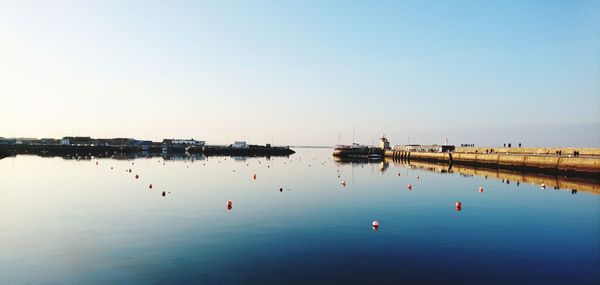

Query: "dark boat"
left=333, top=143, right=384, bottom=158
left=0, top=149, right=11, bottom=159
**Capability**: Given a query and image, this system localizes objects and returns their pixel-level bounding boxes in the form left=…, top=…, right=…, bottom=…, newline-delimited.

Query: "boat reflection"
left=334, top=155, right=389, bottom=173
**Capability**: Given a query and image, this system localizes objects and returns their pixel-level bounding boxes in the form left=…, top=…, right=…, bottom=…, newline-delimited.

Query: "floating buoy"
left=455, top=201, right=462, bottom=207
left=96, top=161, right=98, bottom=165
left=253, top=174, right=256, bottom=180
left=227, top=200, right=233, bottom=210
left=132, top=162, right=134, bottom=165
left=479, top=186, right=484, bottom=193
left=149, top=184, right=152, bottom=189
left=417, top=176, right=420, bottom=179
left=397, top=173, right=401, bottom=176
left=135, top=174, right=139, bottom=179
left=456, top=205, right=462, bottom=212
left=110, top=166, right=113, bottom=170
left=372, top=220, right=380, bottom=231
left=341, top=180, right=346, bottom=187
left=161, top=191, right=166, bottom=197
left=408, top=184, right=412, bottom=190
left=541, top=183, right=546, bottom=189
left=279, top=187, right=283, bottom=192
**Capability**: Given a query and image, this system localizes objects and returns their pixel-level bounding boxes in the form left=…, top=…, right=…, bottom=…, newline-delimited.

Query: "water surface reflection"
left=0, top=148, right=598, bottom=284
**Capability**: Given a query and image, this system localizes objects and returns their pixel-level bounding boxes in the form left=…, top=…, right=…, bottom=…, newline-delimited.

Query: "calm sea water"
left=1, top=148, right=598, bottom=285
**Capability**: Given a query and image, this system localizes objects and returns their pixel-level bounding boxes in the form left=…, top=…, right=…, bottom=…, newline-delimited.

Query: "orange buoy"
left=227, top=200, right=233, bottom=210
left=149, top=184, right=152, bottom=189
left=372, top=220, right=380, bottom=231
left=408, top=184, right=412, bottom=190
left=479, top=186, right=484, bottom=193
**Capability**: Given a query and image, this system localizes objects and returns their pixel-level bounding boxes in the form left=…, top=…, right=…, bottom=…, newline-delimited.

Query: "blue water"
left=0, top=148, right=598, bottom=284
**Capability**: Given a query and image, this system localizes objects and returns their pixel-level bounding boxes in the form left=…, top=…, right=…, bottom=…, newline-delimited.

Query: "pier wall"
left=454, top=147, right=600, bottom=156
left=384, top=150, right=600, bottom=175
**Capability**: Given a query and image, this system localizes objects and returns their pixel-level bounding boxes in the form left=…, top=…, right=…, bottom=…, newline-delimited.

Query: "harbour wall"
left=454, top=147, right=600, bottom=156
left=384, top=150, right=600, bottom=176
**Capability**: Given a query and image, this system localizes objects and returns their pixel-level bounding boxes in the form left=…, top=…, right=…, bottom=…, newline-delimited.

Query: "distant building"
left=379, top=135, right=390, bottom=150
left=109, top=138, right=135, bottom=146
left=39, top=138, right=59, bottom=145
left=162, top=138, right=205, bottom=147
left=395, top=144, right=455, bottom=153
left=231, top=141, right=249, bottom=148
left=0, top=138, right=16, bottom=145
left=61, top=136, right=93, bottom=146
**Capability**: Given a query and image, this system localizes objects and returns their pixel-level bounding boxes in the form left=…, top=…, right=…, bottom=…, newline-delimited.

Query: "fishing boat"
left=333, top=143, right=384, bottom=158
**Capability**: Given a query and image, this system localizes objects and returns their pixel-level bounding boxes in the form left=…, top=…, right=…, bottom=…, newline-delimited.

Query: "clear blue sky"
left=1, top=0, right=598, bottom=146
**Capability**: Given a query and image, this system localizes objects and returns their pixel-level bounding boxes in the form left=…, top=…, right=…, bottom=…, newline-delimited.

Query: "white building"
left=379, top=134, right=390, bottom=150
left=231, top=141, right=249, bottom=148
left=164, top=139, right=205, bottom=147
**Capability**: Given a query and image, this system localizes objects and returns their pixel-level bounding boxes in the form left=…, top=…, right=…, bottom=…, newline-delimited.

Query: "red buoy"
left=341, top=180, right=346, bottom=187
left=227, top=200, right=233, bottom=210
left=372, top=220, right=380, bottom=231
left=455, top=201, right=462, bottom=207
left=253, top=174, right=256, bottom=180
left=455, top=205, right=462, bottom=212
left=408, top=184, right=412, bottom=190
left=479, top=186, right=484, bottom=193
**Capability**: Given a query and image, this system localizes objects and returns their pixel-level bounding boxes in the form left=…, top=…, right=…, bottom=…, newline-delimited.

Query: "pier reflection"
left=384, top=158, right=600, bottom=194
